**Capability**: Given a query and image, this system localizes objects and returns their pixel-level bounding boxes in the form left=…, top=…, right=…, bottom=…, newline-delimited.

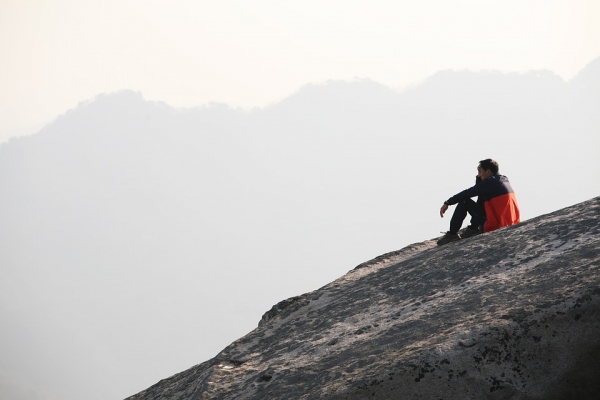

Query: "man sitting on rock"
left=437, top=158, right=520, bottom=246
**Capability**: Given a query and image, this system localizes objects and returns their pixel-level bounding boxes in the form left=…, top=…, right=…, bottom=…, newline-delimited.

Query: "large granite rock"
left=126, top=196, right=600, bottom=399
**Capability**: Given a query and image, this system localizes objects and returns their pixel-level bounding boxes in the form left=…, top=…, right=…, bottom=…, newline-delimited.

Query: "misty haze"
left=1, top=59, right=599, bottom=399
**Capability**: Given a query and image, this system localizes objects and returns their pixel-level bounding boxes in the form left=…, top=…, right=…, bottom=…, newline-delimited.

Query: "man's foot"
left=437, top=232, right=461, bottom=246
left=460, top=225, right=482, bottom=239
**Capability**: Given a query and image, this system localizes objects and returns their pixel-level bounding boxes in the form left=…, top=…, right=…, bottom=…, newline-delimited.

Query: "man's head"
left=478, top=158, right=499, bottom=180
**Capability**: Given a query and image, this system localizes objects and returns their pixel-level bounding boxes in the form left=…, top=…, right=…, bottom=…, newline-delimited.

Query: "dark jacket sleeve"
left=446, top=176, right=486, bottom=205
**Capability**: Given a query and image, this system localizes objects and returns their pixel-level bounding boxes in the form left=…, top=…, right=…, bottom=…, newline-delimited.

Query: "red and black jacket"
left=446, top=174, right=520, bottom=232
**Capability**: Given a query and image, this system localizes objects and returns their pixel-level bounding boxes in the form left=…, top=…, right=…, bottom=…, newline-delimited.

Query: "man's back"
left=481, top=174, right=520, bottom=232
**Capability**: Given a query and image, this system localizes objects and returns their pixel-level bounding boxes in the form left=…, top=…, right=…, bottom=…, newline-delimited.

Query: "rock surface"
left=126, top=196, right=600, bottom=399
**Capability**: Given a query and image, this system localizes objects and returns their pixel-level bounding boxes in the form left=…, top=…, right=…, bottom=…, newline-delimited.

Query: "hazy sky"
left=1, top=0, right=599, bottom=143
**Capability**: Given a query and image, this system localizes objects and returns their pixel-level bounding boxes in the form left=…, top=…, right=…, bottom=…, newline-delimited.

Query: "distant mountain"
left=570, top=56, right=600, bottom=91
left=0, top=61, right=598, bottom=400
left=127, top=197, right=600, bottom=399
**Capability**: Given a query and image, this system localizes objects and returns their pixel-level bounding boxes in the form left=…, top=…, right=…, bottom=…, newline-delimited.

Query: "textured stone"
left=126, top=196, right=600, bottom=400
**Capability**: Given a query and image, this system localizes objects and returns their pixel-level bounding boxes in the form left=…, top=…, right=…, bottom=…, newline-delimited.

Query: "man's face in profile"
left=477, top=165, right=493, bottom=180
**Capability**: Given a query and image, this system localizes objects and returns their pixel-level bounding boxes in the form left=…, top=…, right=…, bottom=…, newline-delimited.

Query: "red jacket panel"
left=483, top=192, right=520, bottom=232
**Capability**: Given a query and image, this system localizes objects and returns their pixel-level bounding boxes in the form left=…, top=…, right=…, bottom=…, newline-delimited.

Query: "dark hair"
left=479, top=159, right=499, bottom=174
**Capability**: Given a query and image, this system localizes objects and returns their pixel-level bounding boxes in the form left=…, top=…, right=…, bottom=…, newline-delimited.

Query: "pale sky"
left=1, top=0, right=599, bottom=143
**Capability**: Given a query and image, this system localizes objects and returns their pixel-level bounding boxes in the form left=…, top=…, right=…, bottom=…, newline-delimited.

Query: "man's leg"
left=449, top=199, right=485, bottom=234
left=470, top=198, right=486, bottom=230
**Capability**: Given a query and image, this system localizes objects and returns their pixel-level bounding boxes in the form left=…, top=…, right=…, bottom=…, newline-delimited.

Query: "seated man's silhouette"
left=438, top=159, right=520, bottom=246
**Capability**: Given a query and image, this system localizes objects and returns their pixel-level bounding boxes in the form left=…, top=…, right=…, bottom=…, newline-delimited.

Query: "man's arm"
left=440, top=180, right=487, bottom=218
left=445, top=183, right=486, bottom=206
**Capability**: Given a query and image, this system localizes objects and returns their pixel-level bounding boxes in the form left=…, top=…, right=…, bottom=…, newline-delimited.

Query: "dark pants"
left=449, top=198, right=486, bottom=234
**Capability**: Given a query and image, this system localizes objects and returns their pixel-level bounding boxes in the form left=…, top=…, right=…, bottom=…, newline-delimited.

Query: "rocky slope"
left=127, top=196, right=600, bottom=399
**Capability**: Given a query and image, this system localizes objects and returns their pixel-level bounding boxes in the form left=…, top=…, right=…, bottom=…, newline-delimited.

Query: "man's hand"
left=440, top=203, right=448, bottom=218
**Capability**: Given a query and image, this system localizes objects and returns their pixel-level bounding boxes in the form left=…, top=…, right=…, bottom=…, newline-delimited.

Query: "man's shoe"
left=460, top=225, right=482, bottom=239
left=437, top=232, right=461, bottom=246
